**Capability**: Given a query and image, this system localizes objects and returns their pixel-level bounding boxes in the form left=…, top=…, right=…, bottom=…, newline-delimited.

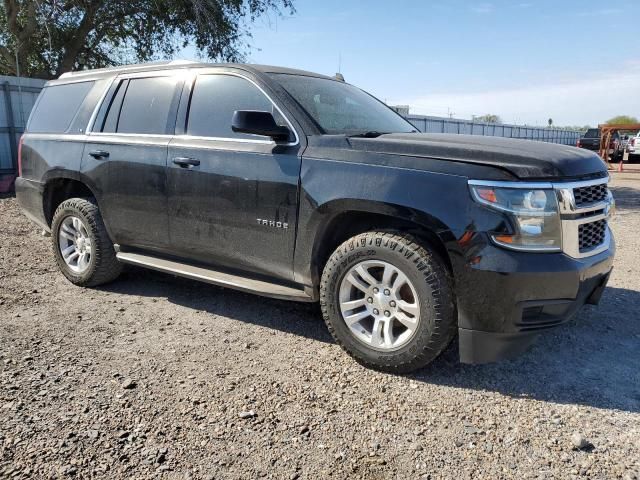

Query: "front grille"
left=578, top=219, right=607, bottom=252
left=573, top=183, right=608, bottom=206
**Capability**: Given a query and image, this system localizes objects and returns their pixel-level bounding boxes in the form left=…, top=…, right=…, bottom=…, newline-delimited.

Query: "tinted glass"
left=117, top=77, right=179, bottom=134
left=584, top=129, right=600, bottom=138
left=101, top=80, right=127, bottom=133
left=28, top=81, right=94, bottom=133
left=187, top=74, right=285, bottom=139
left=271, top=74, right=415, bottom=135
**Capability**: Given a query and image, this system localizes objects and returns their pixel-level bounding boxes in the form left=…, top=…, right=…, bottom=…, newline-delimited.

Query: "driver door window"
left=186, top=74, right=286, bottom=139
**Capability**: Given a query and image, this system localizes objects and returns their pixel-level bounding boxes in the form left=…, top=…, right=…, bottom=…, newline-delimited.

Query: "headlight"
left=469, top=183, right=562, bottom=251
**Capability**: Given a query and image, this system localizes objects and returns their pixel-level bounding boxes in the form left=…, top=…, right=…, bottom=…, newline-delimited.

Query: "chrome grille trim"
left=468, top=176, right=613, bottom=259
left=555, top=178, right=612, bottom=259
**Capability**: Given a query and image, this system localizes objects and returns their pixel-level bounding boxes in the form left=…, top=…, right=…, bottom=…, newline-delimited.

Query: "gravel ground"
left=1, top=173, right=639, bottom=479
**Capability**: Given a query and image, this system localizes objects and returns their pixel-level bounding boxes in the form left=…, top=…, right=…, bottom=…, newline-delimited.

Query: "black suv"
left=16, top=61, right=615, bottom=373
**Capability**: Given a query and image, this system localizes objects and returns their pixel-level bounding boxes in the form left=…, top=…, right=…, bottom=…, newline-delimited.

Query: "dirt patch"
left=1, top=177, right=639, bottom=479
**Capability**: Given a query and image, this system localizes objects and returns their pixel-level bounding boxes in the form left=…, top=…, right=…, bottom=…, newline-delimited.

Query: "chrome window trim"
left=82, top=133, right=172, bottom=147
left=86, top=69, right=191, bottom=135
left=84, top=69, right=300, bottom=147
left=173, top=134, right=274, bottom=145
left=468, top=177, right=612, bottom=259
left=182, top=70, right=300, bottom=147
left=22, top=133, right=89, bottom=142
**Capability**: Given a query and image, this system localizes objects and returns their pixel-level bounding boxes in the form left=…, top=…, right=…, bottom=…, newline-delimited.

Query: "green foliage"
left=556, top=125, right=591, bottom=132
left=0, top=0, right=295, bottom=79
left=474, top=114, right=502, bottom=124
left=605, top=115, right=639, bottom=125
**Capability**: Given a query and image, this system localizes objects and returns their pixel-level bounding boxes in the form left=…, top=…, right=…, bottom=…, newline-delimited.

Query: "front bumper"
left=455, top=234, right=615, bottom=364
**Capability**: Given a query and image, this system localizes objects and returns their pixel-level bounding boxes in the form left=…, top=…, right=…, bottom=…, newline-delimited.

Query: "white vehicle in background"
left=628, top=131, right=640, bottom=163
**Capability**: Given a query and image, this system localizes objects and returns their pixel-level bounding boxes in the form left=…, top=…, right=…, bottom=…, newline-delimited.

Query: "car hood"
left=347, top=133, right=608, bottom=180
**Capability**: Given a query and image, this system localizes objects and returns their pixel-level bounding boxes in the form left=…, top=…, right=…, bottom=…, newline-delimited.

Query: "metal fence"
left=0, top=76, right=46, bottom=173
left=404, top=114, right=581, bottom=145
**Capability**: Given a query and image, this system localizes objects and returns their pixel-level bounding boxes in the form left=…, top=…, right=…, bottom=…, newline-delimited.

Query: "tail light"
left=576, top=139, right=581, bottom=147
left=17, top=135, right=24, bottom=177
left=632, top=138, right=636, bottom=147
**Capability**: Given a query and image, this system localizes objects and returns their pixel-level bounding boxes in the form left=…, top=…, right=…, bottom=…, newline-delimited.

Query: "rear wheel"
left=320, top=231, right=456, bottom=373
left=51, top=197, right=122, bottom=287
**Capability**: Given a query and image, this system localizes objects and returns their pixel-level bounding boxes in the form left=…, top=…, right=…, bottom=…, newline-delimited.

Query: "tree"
left=605, top=115, right=639, bottom=125
left=474, top=114, right=502, bottom=124
left=0, top=0, right=295, bottom=79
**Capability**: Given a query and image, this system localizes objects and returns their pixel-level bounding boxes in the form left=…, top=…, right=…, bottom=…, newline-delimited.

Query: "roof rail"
left=58, top=60, right=200, bottom=79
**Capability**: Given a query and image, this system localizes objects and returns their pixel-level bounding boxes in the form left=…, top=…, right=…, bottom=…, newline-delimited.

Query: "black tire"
left=320, top=231, right=456, bottom=373
left=629, top=154, right=640, bottom=164
left=51, top=197, right=122, bottom=287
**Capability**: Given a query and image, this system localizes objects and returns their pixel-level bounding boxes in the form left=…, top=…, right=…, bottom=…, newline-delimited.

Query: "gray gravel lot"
left=1, top=173, right=639, bottom=479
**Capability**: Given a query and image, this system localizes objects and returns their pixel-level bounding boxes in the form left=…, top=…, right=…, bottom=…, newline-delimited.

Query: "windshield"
left=584, top=128, right=600, bottom=138
left=270, top=73, right=416, bottom=135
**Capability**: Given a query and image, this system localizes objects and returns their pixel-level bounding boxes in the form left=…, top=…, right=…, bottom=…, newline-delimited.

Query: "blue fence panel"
left=1, top=75, right=46, bottom=173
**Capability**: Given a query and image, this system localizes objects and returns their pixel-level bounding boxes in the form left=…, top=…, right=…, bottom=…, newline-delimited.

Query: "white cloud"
left=388, top=63, right=640, bottom=126
left=471, top=3, right=494, bottom=14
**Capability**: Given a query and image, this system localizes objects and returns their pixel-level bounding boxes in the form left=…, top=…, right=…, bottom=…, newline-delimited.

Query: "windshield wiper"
left=347, top=131, right=388, bottom=138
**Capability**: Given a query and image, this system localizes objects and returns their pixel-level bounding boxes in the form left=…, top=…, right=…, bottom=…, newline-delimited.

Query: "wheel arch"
left=304, top=199, right=455, bottom=288
left=42, top=173, right=100, bottom=227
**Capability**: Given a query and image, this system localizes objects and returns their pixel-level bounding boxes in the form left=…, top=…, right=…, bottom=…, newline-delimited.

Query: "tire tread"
left=52, top=197, right=122, bottom=287
left=320, top=231, right=456, bottom=373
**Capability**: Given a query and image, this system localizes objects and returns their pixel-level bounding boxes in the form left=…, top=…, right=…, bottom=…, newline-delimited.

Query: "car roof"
left=50, top=60, right=335, bottom=85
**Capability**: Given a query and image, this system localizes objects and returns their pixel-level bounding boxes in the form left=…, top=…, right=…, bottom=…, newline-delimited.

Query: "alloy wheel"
left=338, top=260, right=421, bottom=351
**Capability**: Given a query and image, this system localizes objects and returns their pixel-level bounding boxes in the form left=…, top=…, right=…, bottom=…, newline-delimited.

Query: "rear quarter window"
left=27, top=81, right=95, bottom=133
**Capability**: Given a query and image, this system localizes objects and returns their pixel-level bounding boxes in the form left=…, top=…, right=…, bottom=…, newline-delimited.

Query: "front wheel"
left=320, top=232, right=456, bottom=373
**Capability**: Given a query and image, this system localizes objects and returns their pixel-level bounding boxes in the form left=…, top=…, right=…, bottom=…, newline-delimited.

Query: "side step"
left=115, top=251, right=314, bottom=302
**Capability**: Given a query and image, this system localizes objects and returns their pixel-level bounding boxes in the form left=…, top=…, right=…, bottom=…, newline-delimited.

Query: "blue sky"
left=179, top=0, right=640, bottom=126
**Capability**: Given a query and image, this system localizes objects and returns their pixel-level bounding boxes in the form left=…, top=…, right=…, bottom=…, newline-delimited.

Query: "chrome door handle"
left=172, top=157, right=200, bottom=167
left=89, top=150, right=109, bottom=159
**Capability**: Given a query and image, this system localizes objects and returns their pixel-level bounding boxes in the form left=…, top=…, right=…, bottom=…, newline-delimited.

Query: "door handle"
left=172, top=157, right=200, bottom=167
left=89, top=150, right=110, bottom=159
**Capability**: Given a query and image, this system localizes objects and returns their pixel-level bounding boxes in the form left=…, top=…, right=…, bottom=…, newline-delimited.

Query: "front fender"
left=293, top=157, right=473, bottom=285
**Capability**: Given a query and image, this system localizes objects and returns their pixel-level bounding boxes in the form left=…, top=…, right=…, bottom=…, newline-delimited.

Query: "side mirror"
left=231, top=110, right=291, bottom=141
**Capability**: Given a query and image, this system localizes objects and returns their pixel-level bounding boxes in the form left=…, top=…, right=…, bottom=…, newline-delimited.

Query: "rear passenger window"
left=28, top=81, right=94, bottom=133
left=112, top=77, right=179, bottom=135
left=187, top=74, right=285, bottom=139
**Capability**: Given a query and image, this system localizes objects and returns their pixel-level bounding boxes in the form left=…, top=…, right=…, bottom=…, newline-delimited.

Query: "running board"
left=115, top=252, right=314, bottom=302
